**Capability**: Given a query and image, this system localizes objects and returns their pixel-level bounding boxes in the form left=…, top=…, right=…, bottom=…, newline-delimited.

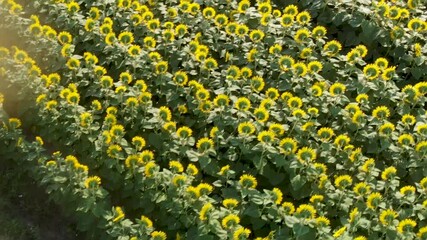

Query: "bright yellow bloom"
left=398, top=134, right=414, bottom=146
left=151, top=231, right=167, bottom=240
left=249, top=29, right=265, bottom=43
left=239, top=174, right=257, bottom=188
left=254, top=107, right=269, bottom=122
left=316, top=216, right=330, bottom=227
left=334, top=134, right=351, bottom=148
left=312, top=26, right=327, bottom=38
left=176, top=126, right=192, bottom=139
left=334, top=175, right=353, bottom=189
left=294, top=28, right=311, bottom=43
left=196, top=137, right=214, bottom=152
left=297, top=147, right=316, bottom=163
left=84, top=176, right=101, bottom=188
left=223, top=198, right=239, bottom=208
left=418, top=226, right=427, bottom=239
left=112, top=206, right=125, bottom=222
left=131, top=136, right=146, bottom=150
left=140, top=215, right=153, bottom=228
left=279, top=138, right=298, bottom=154
left=378, top=122, right=395, bottom=136
left=366, top=192, right=382, bottom=209
left=310, top=195, right=324, bottom=204
left=199, top=203, right=213, bottom=221
left=295, top=204, right=316, bottom=219
left=296, top=11, right=311, bottom=25
left=172, top=175, right=187, bottom=187
left=158, top=106, right=172, bottom=121
left=144, top=161, right=157, bottom=177
left=363, top=64, right=381, bottom=80
left=257, top=130, right=275, bottom=144
left=372, top=106, right=390, bottom=119
left=333, top=226, right=346, bottom=238
left=400, top=185, right=416, bottom=196
left=272, top=188, right=283, bottom=204
left=235, top=97, right=251, bottom=111
left=329, top=83, right=346, bottom=96
left=222, top=214, right=240, bottom=229
left=317, top=127, right=334, bottom=141
left=233, top=228, right=251, bottom=240
left=169, top=160, right=184, bottom=173
left=397, top=219, right=417, bottom=233
left=184, top=163, right=198, bottom=176
left=353, top=182, right=370, bottom=196
left=125, top=155, right=142, bottom=168
left=323, top=40, right=342, bottom=57
left=282, top=202, right=295, bottom=215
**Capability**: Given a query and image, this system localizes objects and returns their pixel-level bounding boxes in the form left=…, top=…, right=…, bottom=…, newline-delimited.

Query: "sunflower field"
left=0, top=0, right=427, bottom=239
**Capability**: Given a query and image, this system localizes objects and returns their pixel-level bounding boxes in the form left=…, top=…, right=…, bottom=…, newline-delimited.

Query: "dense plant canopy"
left=0, top=0, right=426, bottom=239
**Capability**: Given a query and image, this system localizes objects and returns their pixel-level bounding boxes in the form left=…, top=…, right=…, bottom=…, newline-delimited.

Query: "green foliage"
left=0, top=0, right=427, bottom=239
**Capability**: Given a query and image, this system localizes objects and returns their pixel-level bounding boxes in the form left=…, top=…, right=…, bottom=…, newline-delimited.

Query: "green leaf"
left=291, top=175, right=306, bottom=191
left=244, top=203, right=261, bottom=217
left=292, top=223, right=309, bottom=236
left=53, top=176, right=67, bottom=183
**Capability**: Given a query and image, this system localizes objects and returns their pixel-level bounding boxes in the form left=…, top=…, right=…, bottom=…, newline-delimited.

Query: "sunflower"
left=239, top=174, right=257, bottom=188
left=296, top=11, right=311, bottom=25
left=158, top=106, right=172, bottom=121
left=353, top=182, right=370, bottom=196
left=155, top=61, right=168, bottom=75
left=237, top=0, right=250, bottom=13
left=118, top=31, right=134, bottom=45
left=381, top=66, right=395, bottom=81
left=397, top=219, right=417, bottom=234
left=398, top=134, right=414, bottom=146
left=257, top=130, right=275, bottom=144
left=223, top=198, right=239, bottom=209
left=280, top=14, right=294, bottom=27
left=308, top=61, right=322, bottom=73
left=297, top=147, right=316, bottom=163
left=235, top=97, right=251, bottom=111
left=176, top=126, right=192, bottom=139
left=202, top=7, right=216, bottom=19
left=222, top=214, right=240, bottom=229
left=195, top=88, right=210, bottom=101
left=214, top=14, right=228, bottom=27
left=283, top=4, right=298, bottom=16
left=317, top=127, right=334, bottom=141
left=292, top=62, right=308, bottom=77
left=379, top=209, right=398, bottom=226
left=312, top=26, right=327, bottom=38
left=334, top=175, right=353, bottom=189
left=366, top=192, right=382, bottom=209
left=363, top=64, right=381, bottom=80
left=408, top=18, right=426, bottom=32
left=238, top=122, right=256, bottom=136
left=196, top=137, right=214, bottom=152
left=287, top=96, right=303, bottom=109
left=323, top=40, right=342, bottom=57
left=278, top=55, right=295, bottom=71
left=258, top=2, right=272, bottom=15
left=254, top=107, right=269, bottom=122
left=249, top=29, right=265, bottom=43
left=372, top=106, right=390, bottom=119
left=295, top=204, right=316, bottom=219
left=233, top=228, right=251, bottom=240
left=279, top=202, right=295, bottom=216
left=213, top=94, right=230, bottom=107
left=294, top=28, right=311, bottom=43
left=175, top=24, right=188, bottom=36
left=173, top=70, right=188, bottom=86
